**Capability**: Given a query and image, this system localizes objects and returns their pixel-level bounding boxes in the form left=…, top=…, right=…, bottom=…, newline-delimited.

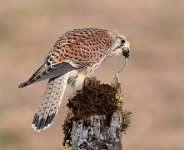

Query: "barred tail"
left=32, top=73, right=69, bottom=132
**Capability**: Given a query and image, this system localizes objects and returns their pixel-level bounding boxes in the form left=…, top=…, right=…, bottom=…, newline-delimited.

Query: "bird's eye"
left=121, top=39, right=126, bottom=44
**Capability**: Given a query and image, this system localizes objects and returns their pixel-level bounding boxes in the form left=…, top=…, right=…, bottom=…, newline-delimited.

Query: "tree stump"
left=63, top=76, right=131, bottom=150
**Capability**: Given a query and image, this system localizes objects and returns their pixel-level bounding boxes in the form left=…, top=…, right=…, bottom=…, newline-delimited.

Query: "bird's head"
left=109, top=32, right=130, bottom=73
left=111, top=35, right=130, bottom=58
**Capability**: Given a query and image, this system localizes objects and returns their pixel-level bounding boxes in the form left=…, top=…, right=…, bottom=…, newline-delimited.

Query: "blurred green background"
left=0, top=0, right=184, bottom=150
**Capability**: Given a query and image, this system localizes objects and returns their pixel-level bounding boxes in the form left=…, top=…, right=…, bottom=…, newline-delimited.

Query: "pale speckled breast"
left=67, top=58, right=105, bottom=89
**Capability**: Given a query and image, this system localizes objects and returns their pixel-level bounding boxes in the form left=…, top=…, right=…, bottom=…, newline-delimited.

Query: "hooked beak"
left=123, top=48, right=130, bottom=58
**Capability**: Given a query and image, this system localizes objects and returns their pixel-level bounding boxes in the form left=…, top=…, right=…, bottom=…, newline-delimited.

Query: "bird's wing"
left=19, top=28, right=112, bottom=88
left=18, top=62, right=77, bottom=88
left=47, top=28, right=113, bottom=63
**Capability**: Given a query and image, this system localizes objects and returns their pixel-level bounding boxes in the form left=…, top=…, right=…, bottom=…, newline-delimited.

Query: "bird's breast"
left=68, top=70, right=87, bottom=90
left=67, top=61, right=103, bottom=90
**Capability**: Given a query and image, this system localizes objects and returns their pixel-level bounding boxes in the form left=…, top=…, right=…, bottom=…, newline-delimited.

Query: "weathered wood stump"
left=63, top=76, right=131, bottom=150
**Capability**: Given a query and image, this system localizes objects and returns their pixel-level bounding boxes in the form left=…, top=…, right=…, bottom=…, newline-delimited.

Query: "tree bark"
left=71, top=111, right=123, bottom=150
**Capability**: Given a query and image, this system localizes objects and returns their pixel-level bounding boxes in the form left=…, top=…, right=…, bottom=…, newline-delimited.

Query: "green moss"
left=63, top=115, right=72, bottom=146
left=121, top=111, right=132, bottom=133
left=63, top=77, right=131, bottom=147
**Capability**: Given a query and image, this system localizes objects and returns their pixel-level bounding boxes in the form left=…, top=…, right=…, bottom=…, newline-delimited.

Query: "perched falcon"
left=19, top=28, right=130, bottom=132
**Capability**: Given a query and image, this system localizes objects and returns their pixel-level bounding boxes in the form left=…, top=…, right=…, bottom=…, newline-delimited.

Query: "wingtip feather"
left=18, top=82, right=29, bottom=88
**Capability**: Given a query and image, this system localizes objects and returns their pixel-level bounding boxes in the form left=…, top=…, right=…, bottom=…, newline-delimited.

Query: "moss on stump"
left=63, top=77, right=131, bottom=147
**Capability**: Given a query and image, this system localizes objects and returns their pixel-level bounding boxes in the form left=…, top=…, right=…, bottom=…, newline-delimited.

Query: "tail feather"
left=32, top=73, right=69, bottom=132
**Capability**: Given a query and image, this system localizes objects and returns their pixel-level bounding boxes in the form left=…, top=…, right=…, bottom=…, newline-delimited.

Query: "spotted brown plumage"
left=19, top=27, right=130, bottom=132
left=48, top=28, right=112, bottom=63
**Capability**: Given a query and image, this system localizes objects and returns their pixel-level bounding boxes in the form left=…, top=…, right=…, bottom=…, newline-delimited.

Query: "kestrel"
left=19, top=28, right=130, bottom=132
